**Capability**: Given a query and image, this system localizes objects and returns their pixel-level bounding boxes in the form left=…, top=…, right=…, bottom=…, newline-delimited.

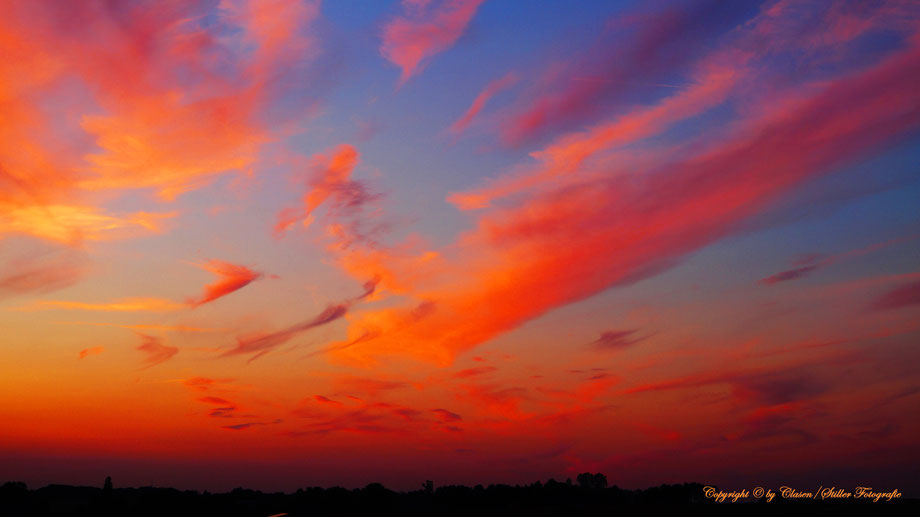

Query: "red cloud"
left=329, top=34, right=920, bottom=366
left=314, top=395, right=344, bottom=406
left=186, top=260, right=265, bottom=307
left=432, top=408, right=462, bottom=422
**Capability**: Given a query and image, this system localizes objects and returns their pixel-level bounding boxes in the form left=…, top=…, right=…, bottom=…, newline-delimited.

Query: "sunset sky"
left=2, top=0, right=919, bottom=494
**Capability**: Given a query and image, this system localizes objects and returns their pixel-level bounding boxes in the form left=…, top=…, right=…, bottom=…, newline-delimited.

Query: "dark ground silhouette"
left=1, top=475, right=915, bottom=515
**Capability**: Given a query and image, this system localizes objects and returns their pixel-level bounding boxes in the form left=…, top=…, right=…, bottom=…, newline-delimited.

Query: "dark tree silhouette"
left=593, top=473, right=607, bottom=489
left=103, top=476, right=113, bottom=494
left=576, top=472, right=607, bottom=489
left=0, top=476, right=910, bottom=514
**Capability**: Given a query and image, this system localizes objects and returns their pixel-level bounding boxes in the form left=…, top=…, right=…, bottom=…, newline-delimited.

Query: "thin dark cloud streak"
left=220, top=277, right=379, bottom=362
left=0, top=243, right=87, bottom=297
left=760, top=233, right=920, bottom=285
left=872, top=280, right=920, bottom=310
left=760, top=260, right=827, bottom=285
left=589, top=329, right=646, bottom=350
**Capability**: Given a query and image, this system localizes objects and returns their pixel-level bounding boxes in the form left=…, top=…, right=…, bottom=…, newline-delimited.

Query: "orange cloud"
left=0, top=205, right=176, bottom=244
left=0, top=0, right=320, bottom=245
left=68, top=0, right=317, bottom=201
left=78, top=93, right=269, bottom=201
left=54, top=322, right=221, bottom=333
left=181, top=377, right=238, bottom=393
left=77, top=346, right=105, bottom=360
left=186, top=260, right=265, bottom=307
left=380, top=0, right=486, bottom=85
left=19, top=297, right=185, bottom=313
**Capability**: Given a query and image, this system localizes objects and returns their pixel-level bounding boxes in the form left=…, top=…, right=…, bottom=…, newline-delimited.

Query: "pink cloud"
left=274, top=144, right=379, bottom=237
left=873, top=280, right=920, bottom=310
left=449, top=72, right=518, bottom=135
left=380, top=0, right=486, bottom=85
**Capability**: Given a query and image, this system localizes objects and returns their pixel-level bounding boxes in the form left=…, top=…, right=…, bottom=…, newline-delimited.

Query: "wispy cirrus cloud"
left=499, top=0, right=753, bottom=146
left=0, top=242, right=87, bottom=297
left=447, top=63, right=738, bottom=209
left=449, top=72, right=518, bottom=135
left=135, top=334, right=179, bottom=369
left=54, top=322, right=221, bottom=333
left=17, top=297, right=185, bottom=313
left=381, top=0, right=486, bottom=85
left=760, top=254, right=829, bottom=285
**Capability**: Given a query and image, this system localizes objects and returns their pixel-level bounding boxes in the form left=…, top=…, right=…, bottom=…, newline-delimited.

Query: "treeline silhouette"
left=0, top=475, right=913, bottom=515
